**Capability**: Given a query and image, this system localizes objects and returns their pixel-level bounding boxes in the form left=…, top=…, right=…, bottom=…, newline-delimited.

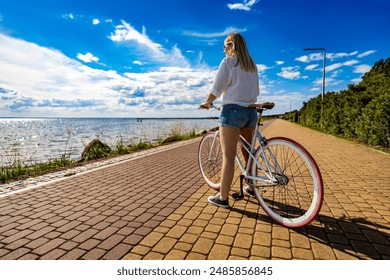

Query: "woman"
left=200, top=32, right=259, bottom=208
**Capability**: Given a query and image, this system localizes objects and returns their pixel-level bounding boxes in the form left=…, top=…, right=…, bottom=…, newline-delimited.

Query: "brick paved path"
left=0, top=119, right=389, bottom=260
left=0, top=139, right=204, bottom=259
left=123, top=119, right=390, bottom=260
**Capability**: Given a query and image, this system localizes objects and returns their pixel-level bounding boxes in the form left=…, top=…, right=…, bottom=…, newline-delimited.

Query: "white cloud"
left=132, top=60, right=143, bottom=65
left=227, top=0, right=259, bottom=11
left=77, top=52, right=99, bottom=63
left=277, top=66, right=301, bottom=80
left=0, top=33, right=215, bottom=117
left=350, top=77, right=362, bottom=84
left=182, top=26, right=248, bottom=46
left=183, top=26, right=247, bottom=38
left=109, top=20, right=190, bottom=67
left=314, top=77, right=342, bottom=87
left=295, top=52, right=324, bottom=63
left=259, top=91, right=307, bottom=114
left=257, top=64, right=269, bottom=73
left=326, top=63, right=343, bottom=72
left=305, top=64, right=319, bottom=71
left=327, top=51, right=357, bottom=60
left=343, top=59, right=359, bottom=66
left=354, top=64, right=372, bottom=74
left=357, top=50, right=376, bottom=58
left=0, top=34, right=113, bottom=102
left=109, top=21, right=161, bottom=50
left=327, top=60, right=359, bottom=72
left=275, top=61, right=284, bottom=65
left=92, top=18, right=100, bottom=25
left=329, top=70, right=342, bottom=79
left=297, top=51, right=358, bottom=64
left=62, top=13, right=75, bottom=20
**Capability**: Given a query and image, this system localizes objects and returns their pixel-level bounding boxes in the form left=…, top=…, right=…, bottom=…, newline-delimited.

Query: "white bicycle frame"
left=208, top=111, right=281, bottom=187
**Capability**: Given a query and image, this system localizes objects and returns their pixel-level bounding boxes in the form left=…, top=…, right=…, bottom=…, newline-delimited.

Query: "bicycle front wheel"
left=198, top=132, right=222, bottom=190
left=252, top=137, right=323, bottom=228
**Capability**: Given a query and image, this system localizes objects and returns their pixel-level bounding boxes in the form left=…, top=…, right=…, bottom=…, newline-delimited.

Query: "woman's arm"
left=199, top=93, right=217, bottom=109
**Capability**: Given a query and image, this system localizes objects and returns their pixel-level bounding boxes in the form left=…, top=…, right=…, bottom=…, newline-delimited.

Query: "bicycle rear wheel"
left=252, top=137, right=323, bottom=228
left=198, top=132, right=222, bottom=189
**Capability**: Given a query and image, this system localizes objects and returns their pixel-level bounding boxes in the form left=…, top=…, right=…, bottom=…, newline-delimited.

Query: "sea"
left=0, top=118, right=218, bottom=166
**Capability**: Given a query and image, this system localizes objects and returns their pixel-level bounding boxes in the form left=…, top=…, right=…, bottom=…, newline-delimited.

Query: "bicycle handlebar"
left=199, top=102, right=275, bottom=111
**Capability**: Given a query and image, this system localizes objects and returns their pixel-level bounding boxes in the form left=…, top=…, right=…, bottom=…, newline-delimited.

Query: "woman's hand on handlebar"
left=199, top=102, right=212, bottom=110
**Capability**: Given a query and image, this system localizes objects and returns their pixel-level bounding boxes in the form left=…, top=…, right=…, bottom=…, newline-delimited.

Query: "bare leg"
left=219, top=126, right=240, bottom=200
left=240, top=127, right=255, bottom=191
left=240, top=127, right=254, bottom=164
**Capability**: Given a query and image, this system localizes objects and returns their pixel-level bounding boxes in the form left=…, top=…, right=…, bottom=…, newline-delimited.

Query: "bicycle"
left=198, top=103, right=323, bottom=228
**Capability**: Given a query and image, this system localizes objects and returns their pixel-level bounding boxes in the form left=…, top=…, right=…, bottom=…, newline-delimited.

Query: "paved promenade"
left=0, top=119, right=389, bottom=260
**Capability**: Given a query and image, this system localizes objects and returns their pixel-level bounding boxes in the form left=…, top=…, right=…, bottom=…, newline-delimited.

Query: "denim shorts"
left=219, top=104, right=258, bottom=129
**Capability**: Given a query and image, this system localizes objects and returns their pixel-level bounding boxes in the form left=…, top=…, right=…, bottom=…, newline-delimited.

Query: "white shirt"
left=210, top=56, right=259, bottom=107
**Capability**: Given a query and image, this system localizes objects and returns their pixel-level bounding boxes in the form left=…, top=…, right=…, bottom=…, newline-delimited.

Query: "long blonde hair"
left=225, top=33, right=257, bottom=73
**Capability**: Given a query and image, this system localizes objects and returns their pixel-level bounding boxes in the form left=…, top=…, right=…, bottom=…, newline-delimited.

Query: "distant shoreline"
left=0, top=117, right=218, bottom=120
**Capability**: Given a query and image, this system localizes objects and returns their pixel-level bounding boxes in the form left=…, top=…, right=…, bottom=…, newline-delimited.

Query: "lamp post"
left=304, top=48, right=326, bottom=127
left=303, top=48, right=326, bottom=100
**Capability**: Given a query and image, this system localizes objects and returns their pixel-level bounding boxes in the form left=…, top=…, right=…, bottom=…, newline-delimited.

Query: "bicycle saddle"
left=249, top=102, right=275, bottom=110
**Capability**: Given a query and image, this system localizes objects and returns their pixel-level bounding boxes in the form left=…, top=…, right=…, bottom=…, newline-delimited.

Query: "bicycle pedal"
left=232, top=192, right=244, bottom=201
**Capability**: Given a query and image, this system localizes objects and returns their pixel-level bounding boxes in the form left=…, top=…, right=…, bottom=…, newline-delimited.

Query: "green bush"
left=356, top=92, right=390, bottom=147
left=297, top=57, right=390, bottom=149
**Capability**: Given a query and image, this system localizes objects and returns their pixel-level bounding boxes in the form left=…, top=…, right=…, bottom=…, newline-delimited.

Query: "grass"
left=0, top=129, right=201, bottom=183
left=0, top=156, right=74, bottom=183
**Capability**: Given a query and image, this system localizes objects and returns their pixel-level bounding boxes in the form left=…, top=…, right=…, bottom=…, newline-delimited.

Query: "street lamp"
left=303, top=48, right=326, bottom=100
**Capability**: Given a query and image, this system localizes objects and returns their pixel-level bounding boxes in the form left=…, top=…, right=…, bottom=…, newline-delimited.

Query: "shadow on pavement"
left=230, top=204, right=390, bottom=260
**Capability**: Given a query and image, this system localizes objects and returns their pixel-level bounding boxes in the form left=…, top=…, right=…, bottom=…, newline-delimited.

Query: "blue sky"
left=0, top=0, right=389, bottom=117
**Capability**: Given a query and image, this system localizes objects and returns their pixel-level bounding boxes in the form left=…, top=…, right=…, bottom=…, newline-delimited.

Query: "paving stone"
left=311, top=242, right=337, bottom=260
left=98, top=234, right=125, bottom=250
left=233, top=233, right=252, bottom=249
left=40, top=249, right=67, bottom=260
left=251, top=245, right=271, bottom=258
left=122, top=253, right=142, bottom=260
left=231, top=247, right=250, bottom=258
left=215, top=235, right=234, bottom=246
left=174, top=242, right=193, bottom=252
left=33, top=238, right=66, bottom=255
left=1, top=248, right=30, bottom=259
left=5, top=238, right=30, bottom=250
left=2, top=229, right=34, bottom=244
left=186, top=252, right=206, bottom=260
left=164, top=249, right=187, bottom=260
left=153, top=237, right=177, bottom=254
left=291, top=248, right=314, bottom=260
left=81, top=248, right=106, bottom=260
left=72, top=228, right=100, bottom=243
left=103, top=244, right=133, bottom=260
left=192, top=237, right=214, bottom=255
left=208, top=244, right=231, bottom=260
left=139, top=232, right=164, bottom=247
left=144, top=251, right=165, bottom=260
left=166, top=225, right=188, bottom=239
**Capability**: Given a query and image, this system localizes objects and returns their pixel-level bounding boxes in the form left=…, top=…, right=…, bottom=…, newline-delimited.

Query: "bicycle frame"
left=208, top=109, right=279, bottom=187
left=200, top=103, right=324, bottom=226
left=237, top=117, right=280, bottom=186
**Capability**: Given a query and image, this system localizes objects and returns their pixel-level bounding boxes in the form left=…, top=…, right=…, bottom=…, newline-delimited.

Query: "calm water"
left=0, top=118, right=218, bottom=166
